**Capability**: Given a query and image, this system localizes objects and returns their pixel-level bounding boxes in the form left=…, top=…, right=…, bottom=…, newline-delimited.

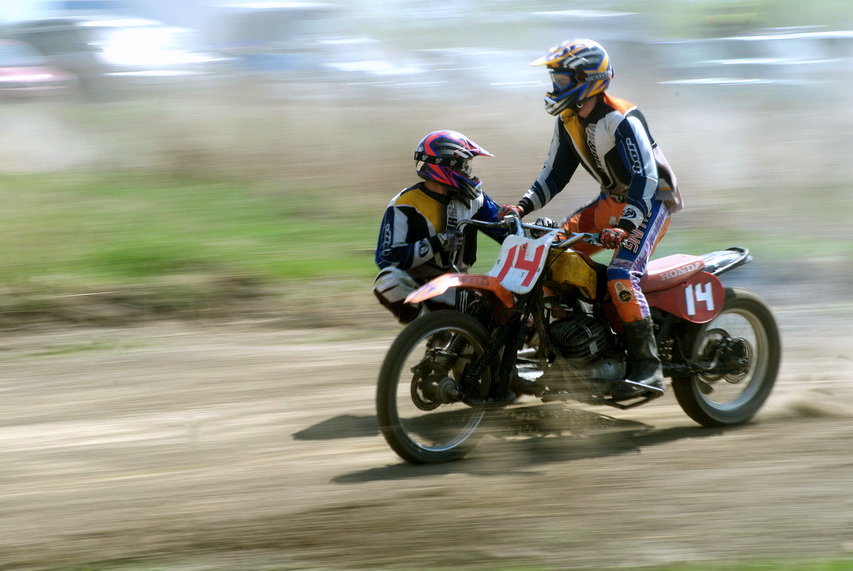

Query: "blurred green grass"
left=0, top=171, right=378, bottom=286
left=0, top=168, right=848, bottom=326
left=0, top=171, right=384, bottom=325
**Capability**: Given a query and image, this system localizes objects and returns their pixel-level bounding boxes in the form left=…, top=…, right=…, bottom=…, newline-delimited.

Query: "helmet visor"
left=548, top=70, right=582, bottom=97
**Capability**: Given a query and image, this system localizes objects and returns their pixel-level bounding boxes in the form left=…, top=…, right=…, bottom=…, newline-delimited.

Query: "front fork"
left=461, top=306, right=532, bottom=405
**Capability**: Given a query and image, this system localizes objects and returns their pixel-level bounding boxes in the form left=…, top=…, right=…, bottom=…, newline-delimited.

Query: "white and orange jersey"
left=519, top=93, right=682, bottom=231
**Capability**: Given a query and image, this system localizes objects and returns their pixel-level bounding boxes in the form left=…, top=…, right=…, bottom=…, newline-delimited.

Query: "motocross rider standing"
left=499, top=39, right=683, bottom=393
left=374, top=130, right=507, bottom=323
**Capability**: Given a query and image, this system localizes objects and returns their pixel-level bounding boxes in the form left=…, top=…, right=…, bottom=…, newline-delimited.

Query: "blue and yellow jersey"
left=375, top=182, right=504, bottom=278
left=519, top=93, right=682, bottom=231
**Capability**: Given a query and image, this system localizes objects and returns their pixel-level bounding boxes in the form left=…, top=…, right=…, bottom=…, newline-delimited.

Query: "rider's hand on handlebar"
left=534, top=216, right=558, bottom=228
left=600, top=227, right=629, bottom=249
left=530, top=216, right=559, bottom=238
left=435, top=229, right=459, bottom=249
left=498, top=204, right=522, bottom=220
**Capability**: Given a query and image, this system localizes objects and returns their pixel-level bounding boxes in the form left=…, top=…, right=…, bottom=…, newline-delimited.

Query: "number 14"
left=684, top=282, right=715, bottom=315
left=495, top=243, right=546, bottom=287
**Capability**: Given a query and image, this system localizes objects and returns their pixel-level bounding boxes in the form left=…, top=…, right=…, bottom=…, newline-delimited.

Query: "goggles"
left=550, top=69, right=611, bottom=87
left=550, top=70, right=579, bottom=88
left=413, top=152, right=472, bottom=176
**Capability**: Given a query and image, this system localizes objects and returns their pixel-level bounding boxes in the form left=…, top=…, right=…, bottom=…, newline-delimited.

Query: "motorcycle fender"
left=405, top=273, right=515, bottom=309
left=646, top=271, right=725, bottom=324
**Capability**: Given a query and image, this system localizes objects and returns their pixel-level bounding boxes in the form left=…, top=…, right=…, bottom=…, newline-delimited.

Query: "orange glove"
left=600, top=227, right=628, bottom=249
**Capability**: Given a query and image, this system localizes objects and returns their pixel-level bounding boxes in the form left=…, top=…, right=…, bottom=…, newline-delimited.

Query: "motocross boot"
left=617, top=317, right=664, bottom=395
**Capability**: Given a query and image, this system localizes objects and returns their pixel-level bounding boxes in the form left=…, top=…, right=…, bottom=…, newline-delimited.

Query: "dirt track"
left=2, top=300, right=853, bottom=570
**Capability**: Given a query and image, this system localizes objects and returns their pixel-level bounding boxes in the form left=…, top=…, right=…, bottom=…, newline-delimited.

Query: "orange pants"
left=562, top=195, right=671, bottom=323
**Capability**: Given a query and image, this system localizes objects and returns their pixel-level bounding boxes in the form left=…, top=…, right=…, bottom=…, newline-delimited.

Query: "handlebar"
left=459, top=216, right=601, bottom=250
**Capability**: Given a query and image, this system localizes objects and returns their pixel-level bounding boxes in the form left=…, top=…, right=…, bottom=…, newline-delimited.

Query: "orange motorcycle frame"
left=406, top=267, right=726, bottom=325
left=405, top=273, right=515, bottom=309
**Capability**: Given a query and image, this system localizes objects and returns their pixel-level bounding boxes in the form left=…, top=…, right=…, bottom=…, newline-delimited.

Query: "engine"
left=547, top=314, right=610, bottom=362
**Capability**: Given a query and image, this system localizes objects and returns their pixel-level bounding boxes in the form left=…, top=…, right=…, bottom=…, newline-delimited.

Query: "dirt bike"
left=376, top=216, right=781, bottom=464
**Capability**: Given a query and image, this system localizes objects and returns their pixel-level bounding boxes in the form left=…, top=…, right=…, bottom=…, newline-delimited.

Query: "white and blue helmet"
left=532, top=38, right=614, bottom=116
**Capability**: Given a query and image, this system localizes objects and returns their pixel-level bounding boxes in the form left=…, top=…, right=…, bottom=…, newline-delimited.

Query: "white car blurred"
left=0, top=39, right=75, bottom=98
left=11, top=16, right=226, bottom=96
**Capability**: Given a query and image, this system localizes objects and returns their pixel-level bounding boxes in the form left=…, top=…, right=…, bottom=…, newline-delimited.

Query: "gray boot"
left=621, top=317, right=664, bottom=393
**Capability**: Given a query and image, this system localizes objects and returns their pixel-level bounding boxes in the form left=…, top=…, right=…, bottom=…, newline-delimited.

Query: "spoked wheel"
left=672, top=287, right=781, bottom=427
left=377, top=311, right=493, bottom=464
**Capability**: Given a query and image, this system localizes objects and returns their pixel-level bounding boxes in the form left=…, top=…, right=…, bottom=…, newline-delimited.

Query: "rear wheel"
left=376, top=311, right=493, bottom=464
left=672, top=287, right=780, bottom=427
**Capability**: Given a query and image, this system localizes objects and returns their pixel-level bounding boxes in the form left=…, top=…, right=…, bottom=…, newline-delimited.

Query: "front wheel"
left=672, top=287, right=781, bottom=427
left=376, top=311, right=493, bottom=464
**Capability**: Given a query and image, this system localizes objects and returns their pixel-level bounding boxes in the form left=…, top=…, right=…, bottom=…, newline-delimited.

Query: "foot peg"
left=621, top=378, right=665, bottom=395
left=602, top=379, right=665, bottom=409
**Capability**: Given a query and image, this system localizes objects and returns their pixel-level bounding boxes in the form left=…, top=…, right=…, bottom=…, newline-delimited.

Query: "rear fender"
left=405, top=273, right=515, bottom=309
left=646, top=271, right=725, bottom=324
left=700, top=247, right=752, bottom=276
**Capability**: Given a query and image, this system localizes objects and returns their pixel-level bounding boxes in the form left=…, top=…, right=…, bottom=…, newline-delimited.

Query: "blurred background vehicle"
left=8, top=15, right=226, bottom=97
left=208, top=2, right=342, bottom=73
left=658, top=26, right=853, bottom=87
left=207, top=3, right=433, bottom=98
left=0, top=38, right=75, bottom=98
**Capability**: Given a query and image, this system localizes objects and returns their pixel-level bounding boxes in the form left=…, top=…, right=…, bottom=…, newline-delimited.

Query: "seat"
left=640, top=254, right=706, bottom=293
